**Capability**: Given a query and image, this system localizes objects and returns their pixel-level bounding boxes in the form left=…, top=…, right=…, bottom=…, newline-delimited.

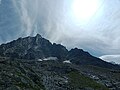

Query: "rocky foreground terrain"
left=0, top=34, right=120, bottom=90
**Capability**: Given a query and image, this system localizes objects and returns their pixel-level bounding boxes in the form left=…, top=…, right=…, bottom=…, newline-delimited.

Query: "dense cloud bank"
left=0, top=0, right=120, bottom=58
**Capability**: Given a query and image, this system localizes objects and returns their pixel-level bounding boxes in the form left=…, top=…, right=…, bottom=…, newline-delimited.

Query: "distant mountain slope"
left=67, top=48, right=120, bottom=69
left=0, top=34, right=120, bottom=70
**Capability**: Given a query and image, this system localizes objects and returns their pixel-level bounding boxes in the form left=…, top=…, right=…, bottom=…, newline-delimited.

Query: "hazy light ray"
left=0, top=0, right=1, bottom=4
left=12, top=0, right=39, bottom=36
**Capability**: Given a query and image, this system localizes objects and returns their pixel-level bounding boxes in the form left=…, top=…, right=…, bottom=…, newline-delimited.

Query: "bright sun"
left=72, top=0, right=99, bottom=22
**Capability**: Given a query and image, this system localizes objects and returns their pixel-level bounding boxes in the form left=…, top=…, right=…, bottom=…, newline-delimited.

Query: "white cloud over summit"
left=100, top=55, right=120, bottom=64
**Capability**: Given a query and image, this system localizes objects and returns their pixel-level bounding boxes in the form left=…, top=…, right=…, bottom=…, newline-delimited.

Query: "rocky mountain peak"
left=35, top=34, right=42, bottom=38
left=0, top=34, right=68, bottom=60
left=34, top=34, right=42, bottom=43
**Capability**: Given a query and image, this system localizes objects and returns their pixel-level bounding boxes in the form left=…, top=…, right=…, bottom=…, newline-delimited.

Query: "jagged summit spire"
left=35, top=34, right=42, bottom=38
left=35, top=34, right=42, bottom=43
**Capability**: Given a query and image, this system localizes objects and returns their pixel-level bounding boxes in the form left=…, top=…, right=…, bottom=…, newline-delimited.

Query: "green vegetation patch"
left=68, top=71, right=109, bottom=90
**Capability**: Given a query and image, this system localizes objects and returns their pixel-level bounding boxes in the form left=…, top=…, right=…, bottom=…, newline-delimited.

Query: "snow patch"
left=43, top=57, right=58, bottom=61
left=38, top=57, right=58, bottom=61
left=38, top=59, right=43, bottom=62
left=63, top=60, right=71, bottom=64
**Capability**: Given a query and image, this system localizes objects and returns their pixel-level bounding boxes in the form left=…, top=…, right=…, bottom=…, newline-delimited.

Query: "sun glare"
left=72, top=0, right=99, bottom=22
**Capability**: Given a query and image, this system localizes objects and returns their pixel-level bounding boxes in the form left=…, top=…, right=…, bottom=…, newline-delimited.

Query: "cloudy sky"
left=0, top=0, right=120, bottom=63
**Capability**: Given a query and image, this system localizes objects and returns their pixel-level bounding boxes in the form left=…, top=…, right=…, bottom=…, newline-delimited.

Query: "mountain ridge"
left=0, top=34, right=120, bottom=70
